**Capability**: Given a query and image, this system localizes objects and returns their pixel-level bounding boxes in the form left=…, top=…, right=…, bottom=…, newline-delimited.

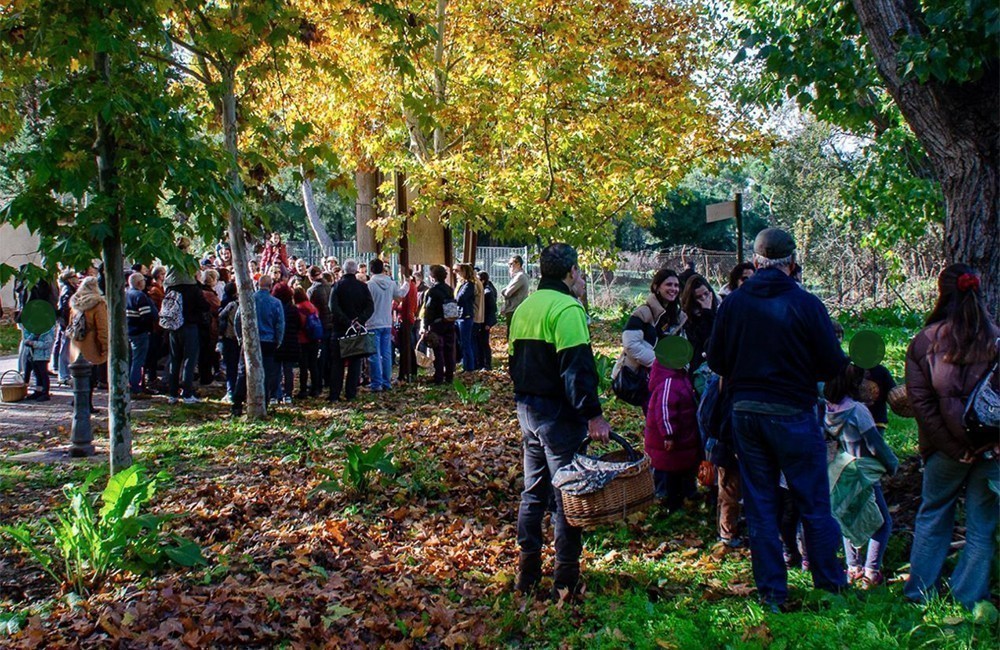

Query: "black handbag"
left=963, top=340, right=999, bottom=450
left=338, top=322, right=376, bottom=359
left=612, top=363, right=650, bottom=407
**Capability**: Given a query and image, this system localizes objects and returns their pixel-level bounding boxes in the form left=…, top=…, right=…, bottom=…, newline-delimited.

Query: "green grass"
left=0, top=323, right=19, bottom=355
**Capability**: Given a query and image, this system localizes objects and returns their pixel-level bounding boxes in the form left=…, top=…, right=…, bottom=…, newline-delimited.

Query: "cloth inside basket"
left=553, top=454, right=645, bottom=496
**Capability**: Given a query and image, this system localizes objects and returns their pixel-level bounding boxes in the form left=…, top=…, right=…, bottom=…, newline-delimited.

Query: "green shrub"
left=311, top=437, right=397, bottom=497
left=1, top=465, right=206, bottom=594
left=593, top=352, right=616, bottom=397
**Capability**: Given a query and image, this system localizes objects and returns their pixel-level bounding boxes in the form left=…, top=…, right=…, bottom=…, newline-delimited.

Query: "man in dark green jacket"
left=508, top=243, right=611, bottom=599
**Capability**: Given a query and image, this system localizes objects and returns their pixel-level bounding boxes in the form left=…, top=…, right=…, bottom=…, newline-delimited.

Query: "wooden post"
left=396, top=171, right=413, bottom=381
left=462, top=223, right=478, bottom=265
left=735, top=192, right=744, bottom=265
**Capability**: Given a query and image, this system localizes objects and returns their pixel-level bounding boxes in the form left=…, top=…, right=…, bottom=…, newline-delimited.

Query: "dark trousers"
left=145, top=329, right=165, bottom=386
left=475, top=323, right=492, bottom=370
left=23, top=359, right=50, bottom=396
left=168, top=324, right=200, bottom=398
left=733, top=409, right=846, bottom=605
left=317, top=330, right=331, bottom=391
left=429, top=322, right=456, bottom=384
left=299, top=341, right=320, bottom=396
left=653, top=468, right=697, bottom=512
left=232, top=341, right=276, bottom=412
left=328, top=333, right=362, bottom=400
left=197, top=325, right=217, bottom=385
left=222, top=337, right=240, bottom=397
left=516, top=399, right=585, bottom=566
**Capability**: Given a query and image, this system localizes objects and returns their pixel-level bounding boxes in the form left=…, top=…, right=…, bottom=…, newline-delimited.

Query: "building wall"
left=0, top=223, right=42, bottom=312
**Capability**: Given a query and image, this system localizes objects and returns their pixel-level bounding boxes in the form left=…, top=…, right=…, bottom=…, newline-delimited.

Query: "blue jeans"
left=368, top=327, right=393, bottom=391
left=128, top=332, right=150, bottom=392
left=516, top=399, right=586, bottom=566
left=222, top=338, right=240, bottom=397
left=168, top=324, right=200, bottom=398
left=845, top=483, right=891, bottom=574
left=457, top=318, right=475, bottom=371
left=733, top=409, right=846, bottom=604
left=55, top=328, right=71, bottom=382
left=905, top=453, right=999, bottom=609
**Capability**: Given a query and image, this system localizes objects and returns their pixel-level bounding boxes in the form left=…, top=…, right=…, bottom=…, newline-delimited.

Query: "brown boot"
left=515, top=552, right=543, bottom=594
left=551, top=562, right=581, bottom=601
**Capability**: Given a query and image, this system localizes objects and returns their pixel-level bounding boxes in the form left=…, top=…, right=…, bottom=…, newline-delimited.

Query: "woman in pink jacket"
left=644, top=349, right=702, bottom=512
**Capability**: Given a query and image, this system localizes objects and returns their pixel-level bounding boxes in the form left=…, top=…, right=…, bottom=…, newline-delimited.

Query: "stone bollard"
left=69, top=356, right=95, bottom=457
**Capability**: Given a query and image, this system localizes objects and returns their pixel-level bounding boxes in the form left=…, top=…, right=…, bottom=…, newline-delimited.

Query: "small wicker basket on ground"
left=888, top=384, right=915, bottom=418
left=560, top=433, right=655, bottom=529
left=0, top=370, right=28, bottom=403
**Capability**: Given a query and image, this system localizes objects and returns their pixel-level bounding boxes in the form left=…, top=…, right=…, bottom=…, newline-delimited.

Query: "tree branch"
left=140, top=50, right=211, bottom=85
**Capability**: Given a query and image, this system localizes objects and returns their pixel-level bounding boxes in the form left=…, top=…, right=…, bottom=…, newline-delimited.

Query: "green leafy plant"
left=1, top=465, right=206, bottom=594
left=593, top=353, right=616, bottom=397
left=310, top=437, right=397, bottom=497
left=452, top=378, right=491, bottom=405
left=0, top=611, right=26, bottom=637
left=396, top=449, right=447, bottom=501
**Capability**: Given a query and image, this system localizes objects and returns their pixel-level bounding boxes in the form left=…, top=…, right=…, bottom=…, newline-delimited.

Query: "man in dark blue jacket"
left=125, top=272, right=158, bottom=394
left=509, top=243, right=610, bottom=600
left=707, top=228, right=848, bottom=608
left=327, top=259, right=375, bottom=402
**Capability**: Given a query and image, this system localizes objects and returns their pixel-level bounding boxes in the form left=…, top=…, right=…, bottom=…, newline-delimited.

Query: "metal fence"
left=284, top=241, right=528, bottom=279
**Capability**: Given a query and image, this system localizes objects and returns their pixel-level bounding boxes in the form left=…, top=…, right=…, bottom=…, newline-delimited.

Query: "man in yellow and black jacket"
left=508, top=243, right=611, bottom=600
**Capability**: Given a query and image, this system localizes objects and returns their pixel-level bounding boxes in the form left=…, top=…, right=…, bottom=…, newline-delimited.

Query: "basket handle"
left=0, top=369, right=25, bottom=385
left=578, top=431, right=641, bottom=462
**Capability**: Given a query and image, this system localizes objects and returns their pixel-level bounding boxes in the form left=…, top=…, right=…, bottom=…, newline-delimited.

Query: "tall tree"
left=732, top=0, right=999, bottom=312
left=0, top=0, right=224, bottom=472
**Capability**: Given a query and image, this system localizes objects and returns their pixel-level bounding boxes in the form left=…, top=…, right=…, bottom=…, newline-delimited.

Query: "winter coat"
left=276, top=302, right=301, bottom=361
left=423, top=282, right=455, bottom=328
left=22, top=326, right=56, bottom=362
left=296, top=300, right=320, bottom=345
left=905, top=321, right=1000, bottom=460
left=260, top=242, right=289, bottom=271
left=824, top=399, right=898, bottom=474
left=473, top=278, right=485, bottom=325
left=328, top=274, right=374, bottom=336
left=644, top=361, right=701, bottom=473
left=57, top=281, right=76, bottom=328
left=201, top=287, right=221, bottom=341
left=614, top=293, right=685, bottom=378
left=307, top=281, right=334, bottom=331
left=707, top=267, right=848, bottom=411
left=366, top=273, right=409, bottom=330
left=685, top=308, right=716, bottom=373
left=219, top=301, right=239, bottom=341
left=482, top=280, right=498, bottom=327
left=501, top=270, right=529, bottom=316
left=125, top=288, right=158, bottom=337
left=69, top=289, right=109, bottom=365
left=455, top=280, right=475, bottom=320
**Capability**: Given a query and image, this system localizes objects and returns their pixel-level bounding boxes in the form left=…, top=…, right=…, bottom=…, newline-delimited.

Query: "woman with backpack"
left=294, top=286, right=322, bottom=398
left=68, top=276, right=108, bottom=413
left=904, top=264, right=999, bottom=609
left=423, top=265, right=457, bottom=385
left=612, top=268, right=687, bottom=412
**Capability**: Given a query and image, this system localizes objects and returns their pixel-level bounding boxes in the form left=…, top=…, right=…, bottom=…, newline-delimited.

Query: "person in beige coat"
left=68, top=276, right=108, bottom=412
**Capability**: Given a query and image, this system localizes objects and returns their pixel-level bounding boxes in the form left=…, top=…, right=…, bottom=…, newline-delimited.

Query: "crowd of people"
left=10, top=228, right=996, bottom=612
left=512, top=233, right=997, bottom=613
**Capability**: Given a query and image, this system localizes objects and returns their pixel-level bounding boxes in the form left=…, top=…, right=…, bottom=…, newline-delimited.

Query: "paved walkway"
left=0, top=354, right=109, bottom=453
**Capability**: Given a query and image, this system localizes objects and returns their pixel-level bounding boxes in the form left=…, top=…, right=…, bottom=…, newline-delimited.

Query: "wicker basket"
left=0, top=370, right=28, bottom=403
left=560, top=433, right=655, bottom=529
left=888, top=385, right=915, bottom=418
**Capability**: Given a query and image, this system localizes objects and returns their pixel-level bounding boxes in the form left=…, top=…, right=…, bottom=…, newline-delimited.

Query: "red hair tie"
left=957, top=273, right=980, bottom=292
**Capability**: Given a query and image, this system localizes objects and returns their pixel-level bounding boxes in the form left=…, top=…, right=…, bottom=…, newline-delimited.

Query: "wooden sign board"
left=706, top=201, right=736, bottom=223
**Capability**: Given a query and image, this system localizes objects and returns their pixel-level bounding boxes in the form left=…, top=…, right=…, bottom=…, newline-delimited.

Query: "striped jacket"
left=644, top=361, right=701, bottom=473
left=126, top=288, right=158, bottom=337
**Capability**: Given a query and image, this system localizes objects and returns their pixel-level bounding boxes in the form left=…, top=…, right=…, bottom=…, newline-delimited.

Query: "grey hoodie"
left=365, top=273, right=409, bottom=330
left=824, top=400, right=899, bottom=475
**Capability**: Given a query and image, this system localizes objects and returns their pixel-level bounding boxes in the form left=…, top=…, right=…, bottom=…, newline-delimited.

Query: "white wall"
left=0, top=223, right=42, bottom=312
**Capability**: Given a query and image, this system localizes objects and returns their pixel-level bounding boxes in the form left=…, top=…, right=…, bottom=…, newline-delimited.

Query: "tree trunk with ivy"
left=852, top=0, right=999, bottom=315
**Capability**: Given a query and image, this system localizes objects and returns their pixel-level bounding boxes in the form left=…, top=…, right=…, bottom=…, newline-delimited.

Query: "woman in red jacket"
left=260, top=232, right=289, bottom=273
left=294, top=286, right=321, bottom=398
left=904, top=264, right=998, bottom=609
left=644, top=339, right=702, bottom=513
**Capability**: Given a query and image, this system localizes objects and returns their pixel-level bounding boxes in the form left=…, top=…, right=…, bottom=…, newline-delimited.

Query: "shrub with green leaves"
left=593, top=352, right=616, bottom=397
left=453, top=378, right=491, bottom=405
left=1, top=465, right=205, bottom=594
left=311, top=437, right=397, bottom=497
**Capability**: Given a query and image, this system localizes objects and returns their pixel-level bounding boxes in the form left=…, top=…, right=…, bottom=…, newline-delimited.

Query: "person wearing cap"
left=508, top=243, right=611, bottom=600
left=707, top=227, right=849, bottom=608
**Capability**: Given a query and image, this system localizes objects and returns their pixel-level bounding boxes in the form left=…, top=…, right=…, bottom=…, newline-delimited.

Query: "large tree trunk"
left=301, top=174, right=335, bottom=256
left=852, top=0, right=999, bottom=315
left=94, top=49, right=132, bottom=474
left=356, top=170, right=378, bottom=255
left=222, top=71, right=267, bottom=418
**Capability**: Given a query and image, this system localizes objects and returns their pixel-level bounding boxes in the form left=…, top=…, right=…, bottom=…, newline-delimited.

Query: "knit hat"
left=753, top=228, right=796, bottom=260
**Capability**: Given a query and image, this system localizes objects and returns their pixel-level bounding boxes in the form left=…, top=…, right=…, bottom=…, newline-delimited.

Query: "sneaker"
left=860, top=571, right=884, bottom=589
left=222, top=393, right=233, bottom=404
left=168, top=397, right=179, bottom=405
left=847, top=567, right=864, bottom=584
left=720, top=537, right=744, bottom=549
left=282, top=396, right=292, bottom=404
left=183, top=396, right=199, bottom=405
